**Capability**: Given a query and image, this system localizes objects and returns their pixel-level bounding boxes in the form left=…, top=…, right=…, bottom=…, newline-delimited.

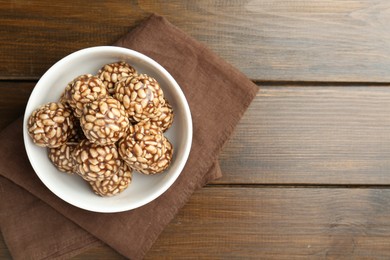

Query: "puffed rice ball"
left=73, top=140, right=122, bottom=182
left=150, top=98, right=174, bottom=132
left=48, top=142, right=78, bottom=174
left=80, top=97, right=129, bottom=145
left=63, top=74, right=107, bottom=118
left=89, top=162, right=132, bottom=196
left=27, top=102, right=75, bottom=148
left=118, top=120, right=173, bottom=175
left=114, top=74, right=165, bottom=123
left=97, top=61, right=137, bottom=94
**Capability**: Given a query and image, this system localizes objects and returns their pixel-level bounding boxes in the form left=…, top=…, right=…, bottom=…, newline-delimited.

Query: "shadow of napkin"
left=0, top=14, right=258, bottom=259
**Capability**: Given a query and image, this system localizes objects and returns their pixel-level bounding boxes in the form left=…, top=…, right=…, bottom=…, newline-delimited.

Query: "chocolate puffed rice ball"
left=89, top=162, right=132, bottom=197
left=73, top=140, right=122, bottom=182
left=97, top=61, right=137, bottom=95
left=114, top=74, right=165, bottom=123
left=47, top=117, right=86, bottom=174
left=48, top=141, right=78, bottom=174
left=64, top=74, right=107, bottom=118
left=28, top=102, right=75, bottom=148
left=118, top=120, right=173, bottom=175
left=150, top=98, right=174, bottom=132
left=80, top=97, right=129, bottom=145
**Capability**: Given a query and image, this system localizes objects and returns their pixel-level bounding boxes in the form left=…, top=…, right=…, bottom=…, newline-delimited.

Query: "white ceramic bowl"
left=23, top=46, right=192, bottom=213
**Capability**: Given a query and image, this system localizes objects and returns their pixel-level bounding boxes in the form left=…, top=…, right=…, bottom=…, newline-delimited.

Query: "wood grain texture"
left=145, top=187, right=390, bottom=259
left=2, top=1, right=390, bottom=81
left=3, top=83, right=390, bottom=185
left=141, top=0, right=390, bottom=82
left=0, top=1, right=148, bottom=80
left=4, top=187, right=389, bottom=259
left=217, top=85, right=390, bottom=185
left=0, top=81, right=34, bottom=129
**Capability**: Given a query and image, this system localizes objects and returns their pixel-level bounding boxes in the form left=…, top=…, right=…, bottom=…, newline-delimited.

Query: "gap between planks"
left=206, top=184, right=390, bottom=189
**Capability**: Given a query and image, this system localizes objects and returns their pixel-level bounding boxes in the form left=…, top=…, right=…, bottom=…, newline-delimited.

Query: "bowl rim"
left=23, top=46, right=193, bottom=213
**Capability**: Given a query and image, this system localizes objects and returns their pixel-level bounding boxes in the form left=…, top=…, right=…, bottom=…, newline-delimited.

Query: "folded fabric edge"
left=0, top=176, right=103, bottom=260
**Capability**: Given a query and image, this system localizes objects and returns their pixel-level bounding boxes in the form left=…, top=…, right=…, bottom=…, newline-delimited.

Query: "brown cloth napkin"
left=0, top=14, right=258, bottom=259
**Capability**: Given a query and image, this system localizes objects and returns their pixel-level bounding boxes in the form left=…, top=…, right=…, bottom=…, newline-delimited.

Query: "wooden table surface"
left=2, top=1, right=390, bottom=259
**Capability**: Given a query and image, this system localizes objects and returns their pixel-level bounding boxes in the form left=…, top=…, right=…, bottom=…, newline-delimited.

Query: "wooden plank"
left=0, top=1, right=147, bottom=80
left=4, top=187, right=390, bottom=259
left=143, top=0, right=390, bottom=82
left=1, top=1, right=390, bottom=81
left=2, top=82, right=390, bottom=185
left=144, top=187, right=390, bottom=259
left=0, top=81, right=34, bottom=129
left=217, top=85, right=390, bottom=185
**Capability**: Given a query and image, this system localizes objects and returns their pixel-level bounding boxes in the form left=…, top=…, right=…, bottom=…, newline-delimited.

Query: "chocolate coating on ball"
left=27, top=102, right=75, bottom=148
left=118, top=120, right=173, bottom=175
left=150, top=98, right=174, bottom=132
left=97, top=61, right=137, bottom=95
left=64, top=74, right=108, bottom=118
left=80, top=97, right=129, bottom=145
left=89, top=162, right=132, bottom=196
left=114, top=74, right=165, bottom=123
left=48, top=142, right=78, bottom=174
left=73, top=140, right=121, bottom=182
